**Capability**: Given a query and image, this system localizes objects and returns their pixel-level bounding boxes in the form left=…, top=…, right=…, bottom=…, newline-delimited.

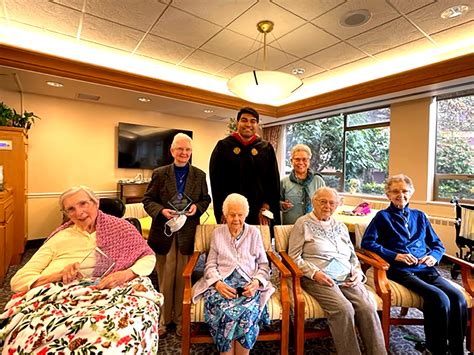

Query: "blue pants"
left=388, top=267, right=467, bottom=355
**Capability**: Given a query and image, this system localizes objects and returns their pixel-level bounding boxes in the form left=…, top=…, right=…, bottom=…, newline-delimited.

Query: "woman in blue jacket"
left=361, top=174, right=467, bottom=355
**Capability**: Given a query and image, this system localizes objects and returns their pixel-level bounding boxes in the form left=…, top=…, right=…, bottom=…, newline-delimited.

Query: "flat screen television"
left=118, top=122, right=193, bottom=169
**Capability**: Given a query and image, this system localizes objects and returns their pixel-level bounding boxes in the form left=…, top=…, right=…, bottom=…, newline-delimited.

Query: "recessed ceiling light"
left=138, top=97, right=151, bottom=102
left=440, top=5, right=469, bottom=19
left=292, top=68, right=305, bottom=75
left=340, top=9, right=372, bottom=27
left=46, top=81, right=63, bottom=87
left=204, top=109, right=214, bottom=113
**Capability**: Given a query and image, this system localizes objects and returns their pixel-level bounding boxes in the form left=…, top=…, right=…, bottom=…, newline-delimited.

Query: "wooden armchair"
left=181, top=224, right=291, bottom=355
left=274, top=225, right=384, bottom=355
left=355, top=224, right=474, bottom=352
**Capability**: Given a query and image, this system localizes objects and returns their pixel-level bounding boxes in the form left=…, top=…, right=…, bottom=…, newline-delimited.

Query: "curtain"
left=263, top=125, right=282, bottom=153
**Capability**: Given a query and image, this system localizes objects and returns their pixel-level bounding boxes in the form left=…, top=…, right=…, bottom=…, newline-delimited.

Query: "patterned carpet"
left=0, top=248, right=468, bottom=354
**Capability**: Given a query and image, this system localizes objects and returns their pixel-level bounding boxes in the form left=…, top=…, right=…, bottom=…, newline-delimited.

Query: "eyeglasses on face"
left=388, top=189, right=411, bottom=195
left=63, top=199, right=93, bottom=215
left=292, top=157, right=310, bottom=163
left=316, top=199, right=338, bottom=207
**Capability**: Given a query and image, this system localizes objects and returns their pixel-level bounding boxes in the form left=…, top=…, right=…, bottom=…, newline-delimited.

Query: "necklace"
left=400, top=211, right=409, bottom=229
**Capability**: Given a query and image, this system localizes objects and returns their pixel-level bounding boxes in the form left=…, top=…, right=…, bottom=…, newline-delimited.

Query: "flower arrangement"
left=348, top=178, right=361, bottom=194
left=0, top=102, right=40, bottom=134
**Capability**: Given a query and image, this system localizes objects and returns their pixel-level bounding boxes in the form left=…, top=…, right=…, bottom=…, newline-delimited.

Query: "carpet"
left=0, top=248, right=468, bottom=354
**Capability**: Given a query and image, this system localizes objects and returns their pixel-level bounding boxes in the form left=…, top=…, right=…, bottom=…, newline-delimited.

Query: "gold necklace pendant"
left=233, top=147, right=241, bottom=154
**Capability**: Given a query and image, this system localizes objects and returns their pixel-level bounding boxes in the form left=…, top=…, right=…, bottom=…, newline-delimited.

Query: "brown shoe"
left=158, top=326, right=168, bottom=339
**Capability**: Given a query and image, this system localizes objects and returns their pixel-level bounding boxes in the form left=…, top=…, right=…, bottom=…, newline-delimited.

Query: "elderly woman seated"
left=361, top=174, right=467, bottom=355
left=192, top=193, right=274, bottom=355
left=288, top=187, right=386, bottom=355
left=0, top=186, right=163, bottom=354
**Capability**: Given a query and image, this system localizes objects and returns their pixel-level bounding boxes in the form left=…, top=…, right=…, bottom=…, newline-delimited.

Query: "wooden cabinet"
left=0, top=188, right=14, bottom=285
left=0, top=127, right=27, bottom=265
left=118, top=182, right=149, bottom=204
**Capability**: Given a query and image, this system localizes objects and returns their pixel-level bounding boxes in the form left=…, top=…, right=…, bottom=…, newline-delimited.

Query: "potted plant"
left=0, top=102, right=40, bottom=134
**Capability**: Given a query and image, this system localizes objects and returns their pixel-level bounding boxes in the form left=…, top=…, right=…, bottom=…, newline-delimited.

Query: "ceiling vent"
left=76, top=93, right=100, bottom=101
left=340, top=9, right=372, bottom=27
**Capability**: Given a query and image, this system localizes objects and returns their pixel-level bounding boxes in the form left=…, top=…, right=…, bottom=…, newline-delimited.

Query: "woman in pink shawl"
left=11, top=185, right=156, bottom=292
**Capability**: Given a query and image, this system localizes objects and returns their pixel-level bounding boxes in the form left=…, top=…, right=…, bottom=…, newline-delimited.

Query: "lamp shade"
left=227, top=70, right=302, bottom=105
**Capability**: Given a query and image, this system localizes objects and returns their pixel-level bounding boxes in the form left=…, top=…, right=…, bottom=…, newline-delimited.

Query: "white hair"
left=384, top=174, right=415, bottom=194
left=59, top=185, right=99, bottom=210
left=171, top=133, right=192, bottom=149
left=291, top=144, right=312, bottom=159
left=312, top=186, right=340, bottom=204
left=222, top=193, right=249, bottom=217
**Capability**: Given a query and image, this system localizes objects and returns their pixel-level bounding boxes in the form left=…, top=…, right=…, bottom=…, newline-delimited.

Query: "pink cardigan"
left=192, top=224, right=274, bottom=310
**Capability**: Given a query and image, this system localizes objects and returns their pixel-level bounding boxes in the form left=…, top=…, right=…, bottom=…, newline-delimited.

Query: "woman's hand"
left=242, top=279, right=260, bottom=297
left=418, top=255, right=437, bottom=267
left=281, top=200, right=294, bottom=210
left=162, top=208, right=178, bottom=219
left=215, top=280, right=237, bottom=299
left=313, top=270, right=335, bottom=287
left=258, top=203, right=271, bottom=225
left=185, top=204, right=197, bottom=216
left=395, top=253, right=418, bottom=265
left=61, top=262, right=83, bottom=284
left=95, top=269, right=136, bottom=290
left=342, top=272, right=363, bottom=288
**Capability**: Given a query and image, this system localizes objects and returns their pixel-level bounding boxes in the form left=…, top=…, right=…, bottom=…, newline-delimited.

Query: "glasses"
left=388, top=189, right=411, bottom=195
left=316, top=199, right=338, bottom=208
left=63, top=199, right=93, bottom=215
left=292, top=157, right=309, bottom=163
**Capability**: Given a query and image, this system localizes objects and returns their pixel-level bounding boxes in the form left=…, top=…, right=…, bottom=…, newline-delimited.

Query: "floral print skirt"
left=203, top=270, right=270, bottom=352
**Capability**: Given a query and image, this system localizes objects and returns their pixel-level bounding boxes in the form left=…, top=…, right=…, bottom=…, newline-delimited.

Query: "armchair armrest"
left=267, top=251, right=291, bottom=279
left=266, top=251, right=291, bottom=317
left=356, top=248, right=391, bottom=298
left=183, top=251, right=201, bottom=306
left=443, top=253, right=474, bottom=296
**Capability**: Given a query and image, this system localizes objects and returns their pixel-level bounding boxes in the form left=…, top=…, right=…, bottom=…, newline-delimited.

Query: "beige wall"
left=1, top=89, right=227, bottom=240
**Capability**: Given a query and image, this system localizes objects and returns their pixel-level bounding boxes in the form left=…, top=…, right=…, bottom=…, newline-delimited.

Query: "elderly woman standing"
left=280, top=144, right=325, bottom=224
left=361, top=174, right=467, bottom=355
left=288, top=187, right=386, bottom=355
left=192, top=193, right=274, bottom=355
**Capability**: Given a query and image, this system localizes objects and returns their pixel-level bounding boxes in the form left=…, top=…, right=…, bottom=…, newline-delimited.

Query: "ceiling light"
left=204, top=109, right=213, bottom=113
left=46, top=81, right=63, bottom=87
left=440, top=5, right=469, bottom=19
left=138, top=97, right=151, bottom=102
left=340, top=9, right=372, bottom=27
left=227, top=20, right=302, bottom=105
left=292, top=68, right=305, bottom=75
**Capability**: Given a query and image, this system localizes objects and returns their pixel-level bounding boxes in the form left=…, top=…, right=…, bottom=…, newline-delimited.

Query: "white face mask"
left=164, top=214, right=187, bottom=236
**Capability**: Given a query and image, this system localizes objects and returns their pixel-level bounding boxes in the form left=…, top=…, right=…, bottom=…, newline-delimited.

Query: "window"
left=285, top=107, right=390, bottom=195
left=434, top=92, right=474, bottom=202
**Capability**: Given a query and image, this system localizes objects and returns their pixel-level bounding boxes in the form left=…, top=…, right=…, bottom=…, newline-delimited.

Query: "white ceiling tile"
left=169, top=0, right=255, bottom=26
left=217, top=62, right=255, bottom=79
left=277, top=59, right=325, bottom=79
left=431, top=20, right=474, bottom=46
left=5, top=0, right=80, bottom=36
left=51, top=0, right=84, bottom=11
left=240, top=46, right=299, bottom=70
left=347, top=17, right=424, bottom=55
left=81, top=15, right=144, bottom=52
left=273, top=23, right=339, bottom=58
left=84, top=0, right=167, bottom=32
left=373, top=37, right=436, bottom=62
left=272, top=0, right=345, bottom=20
left=311, top=0, right=400, bottom=40
left=135, top=34, right=194, bottom=64
left=305, top=42, right=367, bottom=70
left=388, top=0, right=435, bottom=14
left=227, top=0, right=306, bottom=39
left=180, top=50, right=234, bottom=74
left=150, top=7, right=221, bottom=48
left=201, top=29, right=259, bottom=61
left=406, top=0, right=474, bottom=35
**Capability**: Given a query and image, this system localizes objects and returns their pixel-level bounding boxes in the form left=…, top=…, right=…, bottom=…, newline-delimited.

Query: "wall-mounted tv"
left=118, top=122, right=193, bottom=169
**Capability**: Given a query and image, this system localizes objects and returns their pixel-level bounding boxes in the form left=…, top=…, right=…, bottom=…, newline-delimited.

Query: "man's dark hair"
left=237, top=107, right=259, bottom=123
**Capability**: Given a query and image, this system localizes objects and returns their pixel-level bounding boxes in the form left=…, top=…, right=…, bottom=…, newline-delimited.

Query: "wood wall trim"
left=276, top=53, right=474, bottom=117
left=1, top=44, right=473, bottom=119
left=0, top=44, right=276, bottom=116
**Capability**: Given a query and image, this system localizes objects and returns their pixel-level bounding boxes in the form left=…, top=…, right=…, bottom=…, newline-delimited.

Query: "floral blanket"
left=0, top=277, right=163, bottom=354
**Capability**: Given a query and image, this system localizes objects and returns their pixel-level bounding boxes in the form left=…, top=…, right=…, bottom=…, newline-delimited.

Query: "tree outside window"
left=285, top=108, right=390, bottom=195
left=435, top=93, right=474, bottom=202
